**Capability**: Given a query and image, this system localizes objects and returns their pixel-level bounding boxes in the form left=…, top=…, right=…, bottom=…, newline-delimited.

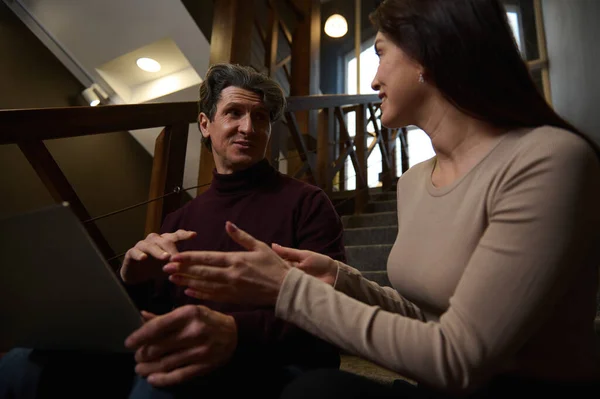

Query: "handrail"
left=0, top=94, right=380, bottom=144
left=286, top=94, right=380, bottom=112
left=0, top=102, right=198, bottom=144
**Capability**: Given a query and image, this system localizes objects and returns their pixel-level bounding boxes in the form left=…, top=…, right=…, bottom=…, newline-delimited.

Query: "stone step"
left=346, top=244, right=393, bottom=272
left=360, top=270, right=392, bottom=287
left=344, top=225, right=397, bottom=246
left=342, top=211, right=398, bottom=229
left=369, top=191, right=397, bottom=202
left=366, top=200, right=397, bottom=213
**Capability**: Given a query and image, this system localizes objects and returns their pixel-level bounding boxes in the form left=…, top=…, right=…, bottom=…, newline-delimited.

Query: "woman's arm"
left=276, top=136, right=600, bottom=393
left=333, top=261, right=426, bottom=321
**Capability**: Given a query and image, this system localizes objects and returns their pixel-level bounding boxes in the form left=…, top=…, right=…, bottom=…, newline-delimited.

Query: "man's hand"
left=125, top=305, right=238, bottom=387
left=120, top=230, right=197, bottom=284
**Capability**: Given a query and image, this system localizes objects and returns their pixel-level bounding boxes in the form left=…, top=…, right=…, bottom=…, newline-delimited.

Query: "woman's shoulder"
left=515, top=125, right=597, bottom=161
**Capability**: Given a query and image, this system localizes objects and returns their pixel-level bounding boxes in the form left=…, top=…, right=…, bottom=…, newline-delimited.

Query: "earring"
left=418, top=73, right=425, bottom=84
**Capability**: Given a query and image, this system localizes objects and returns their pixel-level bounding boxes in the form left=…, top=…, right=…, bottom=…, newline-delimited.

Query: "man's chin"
left=229, top=154, right=263, bottom=168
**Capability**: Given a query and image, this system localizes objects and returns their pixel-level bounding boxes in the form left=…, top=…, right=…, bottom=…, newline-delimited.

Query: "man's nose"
left=239, top=114, right=255, bottom=133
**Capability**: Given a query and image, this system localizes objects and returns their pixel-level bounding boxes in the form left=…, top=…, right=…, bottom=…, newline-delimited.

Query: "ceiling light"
left=324, top=14, right=348, bottom=38
left=136, top=57, right=161, bottom=72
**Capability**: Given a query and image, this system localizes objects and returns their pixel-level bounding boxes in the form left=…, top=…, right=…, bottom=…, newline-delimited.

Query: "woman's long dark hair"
left=370, top=0, right=599, bottom=154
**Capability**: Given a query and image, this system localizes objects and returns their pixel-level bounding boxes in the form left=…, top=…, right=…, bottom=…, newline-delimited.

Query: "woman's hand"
left=164, top=222, right=292, bottom=305
left=271, top=243, right=339, bottom=286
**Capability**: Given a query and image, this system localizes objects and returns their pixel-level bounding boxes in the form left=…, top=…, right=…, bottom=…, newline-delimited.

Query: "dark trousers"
left=0, top=348, right=303, bottom=399
left=279, top=368, right=600, bottom=399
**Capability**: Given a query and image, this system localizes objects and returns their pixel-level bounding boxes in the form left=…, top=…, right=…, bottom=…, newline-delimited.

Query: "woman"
left=163, top=0, right=600, bottom=397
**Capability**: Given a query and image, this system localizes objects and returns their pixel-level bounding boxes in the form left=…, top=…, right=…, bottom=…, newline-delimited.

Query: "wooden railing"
left=0, top=94, right=404, bottom=267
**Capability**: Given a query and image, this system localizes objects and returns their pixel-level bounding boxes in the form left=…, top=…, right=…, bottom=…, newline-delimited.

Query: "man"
left=0, top=64, right=346, bottom=398
left=123, top=63, right=346, bottom=397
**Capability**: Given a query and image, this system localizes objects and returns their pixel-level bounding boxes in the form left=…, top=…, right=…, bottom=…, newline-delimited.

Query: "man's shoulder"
left=275, top=172, right=325, bottom=196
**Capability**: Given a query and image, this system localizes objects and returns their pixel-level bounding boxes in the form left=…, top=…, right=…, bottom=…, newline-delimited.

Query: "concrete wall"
left=543, top=0, right=600, bottom=142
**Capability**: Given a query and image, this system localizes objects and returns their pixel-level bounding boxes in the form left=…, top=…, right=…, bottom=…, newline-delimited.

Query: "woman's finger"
left=169, top=272, right=231, bottom=291
left=271, top=243, right=308, bottom=263
left=169, top=251, right=232, bottom=267
left=225, top=222, right=261, bottom=251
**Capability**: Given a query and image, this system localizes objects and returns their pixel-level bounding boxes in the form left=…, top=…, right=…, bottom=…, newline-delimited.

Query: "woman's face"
left=371, top=32, right=425, bottom=128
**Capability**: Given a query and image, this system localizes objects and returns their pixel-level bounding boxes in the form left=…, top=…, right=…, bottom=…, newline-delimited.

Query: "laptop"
left=0, top=202, right=143, bottom=353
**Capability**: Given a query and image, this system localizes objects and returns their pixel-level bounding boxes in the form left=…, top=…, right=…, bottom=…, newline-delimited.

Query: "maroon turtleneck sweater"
left=144, top=159, right=345, bottom=370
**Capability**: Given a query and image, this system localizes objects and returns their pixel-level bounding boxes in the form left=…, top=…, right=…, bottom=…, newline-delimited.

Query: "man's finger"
left=125, top=310, right=185, bottom=349
left=225, top=222, right=261, bottom=251
left=135, top=241, right=171, bottom=261
left=136, top=345, right=209, bottom=376
left=125, top=248, right=148, bottom=263
left=141, top=310, right=157, bottom=321
left=161, top=229, right=197, bottom=243
left=271, top=243, right=307, bottom=263
left=147, top=364, right=209, bottom=387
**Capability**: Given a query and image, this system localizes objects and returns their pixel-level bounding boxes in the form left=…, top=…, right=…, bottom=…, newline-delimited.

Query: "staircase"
left=342, top=188, right=398, bottom=286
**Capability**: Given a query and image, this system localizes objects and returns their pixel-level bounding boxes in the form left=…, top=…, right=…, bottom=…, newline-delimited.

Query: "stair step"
left=360, top=270, right=392, bottom=287
left=346, top=244, right=393, bottom=271
left=370, top=191, right=397, bottom=202
left=366, top=200, right=397, bottom=213
left=342, top=211, right=398, bottom=228
left=344, top=226, right=397, bottom=246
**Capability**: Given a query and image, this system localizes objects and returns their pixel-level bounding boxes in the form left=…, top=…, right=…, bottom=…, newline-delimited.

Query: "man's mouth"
left=233, top=140, right=252, bottom=148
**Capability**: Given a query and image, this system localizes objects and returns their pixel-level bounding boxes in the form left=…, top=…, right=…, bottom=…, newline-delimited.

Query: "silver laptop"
left=0, top=202, right=143, bottom=353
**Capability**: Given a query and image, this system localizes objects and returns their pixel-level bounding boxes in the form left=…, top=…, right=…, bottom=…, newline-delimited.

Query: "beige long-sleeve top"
left=275, top=126, right=600, bottom=393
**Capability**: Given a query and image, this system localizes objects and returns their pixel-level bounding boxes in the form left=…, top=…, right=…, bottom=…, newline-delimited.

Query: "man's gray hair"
left=198, top=63, right=287, bottom=150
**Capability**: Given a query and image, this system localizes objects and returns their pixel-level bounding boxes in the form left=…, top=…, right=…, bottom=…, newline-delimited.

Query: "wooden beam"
left=145, top=123, right=189, bottom=235
left=265, top=2, right=280, bottom=77
left=354, top=104, right=368, bottom=214
left=533, top=0, right=552, bottom=105
left=276, top=55, right=292, bottom=70
left=289, top=0, right=321, bottom=179
left=0, top=102, right=197, bottom=144
left=18, top=140, right=116, bottom=267
left=210, top=0, right=256, bottom=65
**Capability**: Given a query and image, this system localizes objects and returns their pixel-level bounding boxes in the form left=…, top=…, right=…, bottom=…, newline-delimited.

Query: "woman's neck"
left=417, top=95, right=507, bottom=187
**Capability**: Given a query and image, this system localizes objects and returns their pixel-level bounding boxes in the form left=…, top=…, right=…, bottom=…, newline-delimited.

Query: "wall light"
left=136, top=57, right=161, bottom=72
left=81, top=83, right=109, bottom=107
left=324, top=14, right=348, bottom=38
left=82, top=87, right=100, bottom=106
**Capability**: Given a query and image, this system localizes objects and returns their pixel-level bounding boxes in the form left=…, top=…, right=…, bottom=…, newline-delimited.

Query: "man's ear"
left=198, top=113, right=210, bottom=139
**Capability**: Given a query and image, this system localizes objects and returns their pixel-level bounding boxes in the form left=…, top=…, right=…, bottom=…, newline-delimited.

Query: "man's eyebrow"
left=222, top=102, right=268, bottom=112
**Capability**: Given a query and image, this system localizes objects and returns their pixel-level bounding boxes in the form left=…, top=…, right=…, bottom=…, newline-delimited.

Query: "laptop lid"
left=0, top=202, right=143, bottom=353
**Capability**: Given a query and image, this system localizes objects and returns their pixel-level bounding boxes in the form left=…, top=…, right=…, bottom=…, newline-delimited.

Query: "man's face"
left=199, top=86, right=272, bottom=174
